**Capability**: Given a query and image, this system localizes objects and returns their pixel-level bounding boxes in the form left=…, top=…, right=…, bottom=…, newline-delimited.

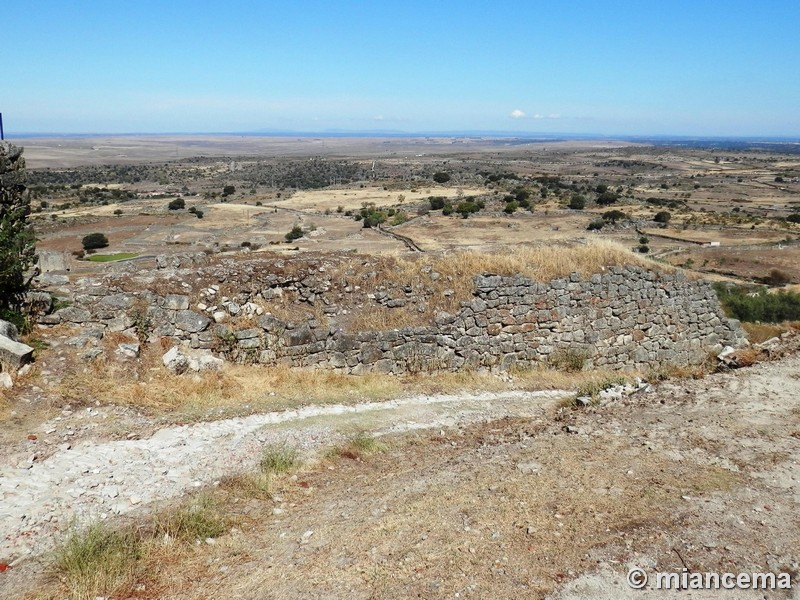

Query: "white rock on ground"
left=162, top=346, right=189, bottom=374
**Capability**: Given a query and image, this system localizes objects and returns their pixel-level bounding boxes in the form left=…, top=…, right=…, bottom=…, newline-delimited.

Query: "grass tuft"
left=260, top=444, right=302, bottom=475
left=153, top=494, right=227, bottom=542
left=55, top=522, right=141, bottom=600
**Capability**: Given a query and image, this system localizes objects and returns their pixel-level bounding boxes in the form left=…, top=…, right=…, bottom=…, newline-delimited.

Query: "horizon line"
left=3, top=130, right=800, bottom=143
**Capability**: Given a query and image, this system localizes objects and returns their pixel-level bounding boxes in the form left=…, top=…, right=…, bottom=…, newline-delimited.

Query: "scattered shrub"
left=568, top=195, right=586, bottom=210
left=602, top=210, right=627, bottom=223
left=767, top=269, right=791, bottom=286
left=82, top=232, right=109, bottom=250
left=285, top=225, right=304, bottom=241
left=428, top=196, right=447, bottom=210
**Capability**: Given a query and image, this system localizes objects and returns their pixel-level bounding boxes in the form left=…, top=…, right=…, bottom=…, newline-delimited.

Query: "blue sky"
left=3, top=0, right=799, bottom=136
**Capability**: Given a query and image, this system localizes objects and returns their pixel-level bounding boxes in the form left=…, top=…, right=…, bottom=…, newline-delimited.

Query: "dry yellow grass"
left=417, top=239, right=663, bottom=282
left=55, top=343, right=623, bottom=420
left=741, top=322, right=787, bottom=343
left=349, top=240, right=665, bottom=329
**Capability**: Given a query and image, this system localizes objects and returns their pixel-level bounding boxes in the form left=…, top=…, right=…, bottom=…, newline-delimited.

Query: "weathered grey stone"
left=234, top=328, right=260, bottom=340
left=257, top=313, right=284, bottom=332
left=116, top=343, right=141, bottom=359
left=38, top=273, right=70, bottom=286
left=238, top=338, right=261, bottom=349
left=0, top=320, right=20, bottom=342
left=174, top=310, right=211, bottom=333
left=99, top=293, right=136, bottom=309
left=55, top=306, right=91, bottom=323
left=0, top=336, right=34, bottom=369
left=81, top=348, right=104, bottom=362
left=284, top=324, right=313, bottom=347
left=164, top=294, right=190, bottom=310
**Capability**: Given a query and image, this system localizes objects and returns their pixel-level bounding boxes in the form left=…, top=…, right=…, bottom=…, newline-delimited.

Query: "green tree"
left=568, top=195, right=586, bottom=210
left=602, top=210, right=627, bottom=223
left=428, top=196, right=447, bottom=210
left=168, top=198, right=186, bottom=210
left=654, top=211, right=672, bottom=223
left=82, top=232, right=109, bottom=250
left=432, top=172, right=451, bottom=184
left=596, top=191, right=619, bottom=206
left=0, top=143, right=37, bottom=313
left=222, top=185, right=236, bottom=196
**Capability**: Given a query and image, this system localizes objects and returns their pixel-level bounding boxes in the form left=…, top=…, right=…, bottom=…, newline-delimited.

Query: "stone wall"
left=39, top=265, right=746, bottom=374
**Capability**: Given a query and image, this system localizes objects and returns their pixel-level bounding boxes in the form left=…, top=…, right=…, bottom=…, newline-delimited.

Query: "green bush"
left=596, top=191, right=619, bottom=205
left=428, top=196, right=447, bottom=210
left=285, top=225, right=304, bottom=241
left=568, top=195, right=586, bottom=210
left=714, top=284, right=800, bottom=323
left=602, top=209, right=627, bottom=223
left=654, top=211, right=672, bottom=223
left=432, top=172, right=451, bottom=184
left=587, top=220, right=604, bottom=231
left=168, top=198, right=185, bottom=210
left=82, top=232, right=109, bottom=250
left=456, top=200, right=480, bottom=218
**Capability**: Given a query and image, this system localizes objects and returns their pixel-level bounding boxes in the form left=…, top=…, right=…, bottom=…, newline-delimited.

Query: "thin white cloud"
left=511, top=109, right=562, bottom=121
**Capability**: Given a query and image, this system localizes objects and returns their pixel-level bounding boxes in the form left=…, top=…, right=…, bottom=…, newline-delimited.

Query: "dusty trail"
left=0, top=389, right=571, bottom=565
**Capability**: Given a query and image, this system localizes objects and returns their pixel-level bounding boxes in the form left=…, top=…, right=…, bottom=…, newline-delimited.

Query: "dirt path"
left=0, top=389, right=571, bottom=566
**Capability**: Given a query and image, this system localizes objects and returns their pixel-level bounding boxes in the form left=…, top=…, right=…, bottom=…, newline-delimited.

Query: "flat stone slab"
left=0, top=335, right=34, bottom=369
